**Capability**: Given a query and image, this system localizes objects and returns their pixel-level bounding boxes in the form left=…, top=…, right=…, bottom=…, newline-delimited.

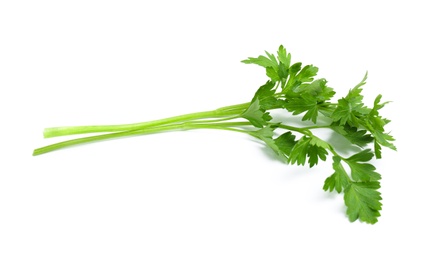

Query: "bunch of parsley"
left=34, top=46, right=396, bottom=224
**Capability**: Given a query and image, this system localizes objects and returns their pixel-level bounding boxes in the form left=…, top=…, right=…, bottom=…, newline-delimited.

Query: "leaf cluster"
left=241, top=46, right=396, bottom=224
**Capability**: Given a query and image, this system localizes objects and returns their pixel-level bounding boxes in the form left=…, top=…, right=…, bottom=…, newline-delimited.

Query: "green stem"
left=215, top=102, right=250, bottom=112
left=277, top=123, right=311, bottom=135
left=305, top=125, right=332, bottom=129
left=33, top=121, right=252, bottom=156
left=43, top=104, right=249, bottom=138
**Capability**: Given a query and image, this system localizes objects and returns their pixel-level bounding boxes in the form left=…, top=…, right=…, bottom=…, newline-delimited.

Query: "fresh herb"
left=33, top=46, right=396, bottom=224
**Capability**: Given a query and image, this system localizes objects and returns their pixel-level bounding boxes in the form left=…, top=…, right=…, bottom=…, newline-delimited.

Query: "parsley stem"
left=43, top=105, right=249, bottom=138
left=304, top=125, right=332, bottom=129
left=215, top=102, right=251, bottom=112
left=193, top=115, right=241, bottom=123
left=34, top=122, right=252, bottom=156
left=277, top=123, right=311, bottom=135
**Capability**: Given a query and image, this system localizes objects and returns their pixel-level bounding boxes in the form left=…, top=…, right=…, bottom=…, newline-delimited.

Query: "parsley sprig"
left=33, top=46, right=396, bottom=224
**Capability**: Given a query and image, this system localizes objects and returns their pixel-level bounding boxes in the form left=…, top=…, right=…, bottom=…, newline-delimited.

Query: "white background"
left=1, top=0, right=437, bottom=259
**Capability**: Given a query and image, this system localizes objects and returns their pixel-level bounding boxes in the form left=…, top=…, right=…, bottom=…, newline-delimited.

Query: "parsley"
left=33, top=46, right=396, bottom=224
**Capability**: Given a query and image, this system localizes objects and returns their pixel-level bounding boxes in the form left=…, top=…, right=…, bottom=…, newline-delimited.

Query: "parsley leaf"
left=277, top=45, right=291, bottom=68
left=250, top=125, right=288, bottom=163
left=251, top=81, right=285, bottom=110
left=345, top=149, right=381, bottom=182
left=288, top=136, right=328, bottom=167
left=289, top=136, right=311, bottom=166
left=331, top=122, right=374, bottom=147
left=284, top=78, right=335, bottom=123
left=323, top=156, right=350, bottom=193
left=324, top=150, right=383, bottom=223
left=241, top=45, right=290, bottom=83
left=331, top=73, right=370, bottom=127
left=365, top=94, right=397, bottom=154
left=274, top=131, right=297, bottom=158
left=241, top=98, right=272, bottom=128
left=344, top=181, right=382, bottom=224
left=241, top=51, right=278, bottom=69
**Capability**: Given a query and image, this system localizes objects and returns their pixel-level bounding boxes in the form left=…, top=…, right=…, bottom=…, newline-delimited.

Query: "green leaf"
left=296, top=65, right=319, bottom=83
left=284, top=94, right=318, bottom=121
left=264, top=51, right=278, bottom=66
left=347, top=148, right=374, bottom=162
left=301, top=105, right=319, bottom=123
left=287, top=135, right=329, bottom=167
left=372, top=131, right=396, bottom=151
left=241, top=98, right=272, bottom=128
left=283, top=63, right=318, bottom=93
left=331, top=98, right=366, bottom=127
left=277, top=45, right=291, bottom=68
left=250, top=125, right=288, bottom=163
left=277, top=62, right=289, bottom=80
left=324, top=153, right=383, bottom=224
left=251, top=81, right=276, bottom=102
left=266, top=67, right=280, bottom=81
left=251, top=81, right=284, bottom=110
left=242, top=46, right=293, bottom=83
left=284, top=79, right=334, bottom=123
left=323, top=156, right=350, bottom=193
left=374, top=141, right=382, bottom=159
left=332, top=74, right=371, bottom=127
left=289, top=136, right=311, bottom=166
left=307, top=144, right=328, bottom=167
left=274, top=132, right=297, bottom=157
left=304, top=79, right=335, bottom=102
left=331, top=123, right=374, bottom=147
left=289, top=62, right=302, bottom=78
left=354, top=72, right=368, bottom=89
left=309, top=135, right=331, bottom=150
left=241, top=53, right=278, bottom=68
left=345, top=149, right=381, bottom=181
left=344, top=181, right=382, bottom=224
left=364, top=94, right=397, bottom=152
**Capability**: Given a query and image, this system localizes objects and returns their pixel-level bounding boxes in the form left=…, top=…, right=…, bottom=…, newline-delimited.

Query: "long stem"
left=277, top=123, right=311, bottom=135
left=43, top=104, right=249, bottom=138
left=33, top=121, right=252, bottom=156
left=215, top=102, right=250, bottom=112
